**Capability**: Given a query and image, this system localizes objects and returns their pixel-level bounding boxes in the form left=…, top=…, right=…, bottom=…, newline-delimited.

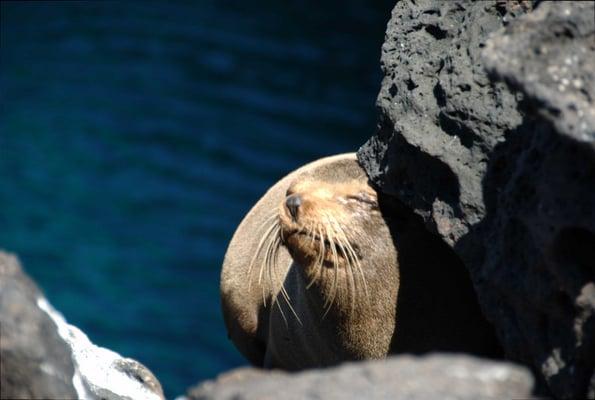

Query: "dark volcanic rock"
left=0, top=250, right=166, bottom=400
left=0, top=251, right=78, bottom=399
left=185, top=355, right=533, bottom=400
left=482, top=2, right=595, bottom=398
left=358, top=0, right=531, bottom=245
left=358, top=1, right=595, bottom=398
left=483, top=1, right=595, bottom=144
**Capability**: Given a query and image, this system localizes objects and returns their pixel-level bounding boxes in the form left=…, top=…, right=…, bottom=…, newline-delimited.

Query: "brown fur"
left=220, top=153, right=501, bottom=370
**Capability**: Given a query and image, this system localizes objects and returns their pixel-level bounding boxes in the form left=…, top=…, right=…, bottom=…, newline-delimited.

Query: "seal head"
left=221, top=153, right=501, bottom=370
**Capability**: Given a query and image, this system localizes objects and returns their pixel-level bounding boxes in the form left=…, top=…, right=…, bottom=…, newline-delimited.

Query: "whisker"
left=269, top=234, right=290, bottom=327
left=322, top=221, right=339, bottom=319
left=257, top=221, right=302, bottom=327
left=246, top=215, right=281, bottom=309
left=248, top=215, right=280, bottom=289
left=275, top=293, right=289, bottom=328
left=264, top=224, right=284, bottom=308
left=311, top=224, right=326, bottom=289
left=308, top=221, right=317, bottom=247
left=306, top=222, right=322, bottom=289
left=335, top=222, right=369, bottom=301
left=272, top=235, right=303, bottom=326
left=330, top=219, right=356, bottom=316
left=329, top=215, right=357, bottom=315
left=259, top=223, right=280, bottom=285
left=261, top=225, right=276, bottom=308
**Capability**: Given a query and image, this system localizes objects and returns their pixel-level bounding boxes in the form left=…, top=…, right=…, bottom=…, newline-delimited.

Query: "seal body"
left=221, top=153, right=500, bottom=370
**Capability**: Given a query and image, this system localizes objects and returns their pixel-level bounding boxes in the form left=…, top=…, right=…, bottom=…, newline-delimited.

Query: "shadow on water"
left=0, top=0, right=395, bottom=396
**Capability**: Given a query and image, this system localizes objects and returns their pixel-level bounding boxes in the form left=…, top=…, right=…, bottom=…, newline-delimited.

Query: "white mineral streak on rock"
left=37, top=297, right=162, bottom=400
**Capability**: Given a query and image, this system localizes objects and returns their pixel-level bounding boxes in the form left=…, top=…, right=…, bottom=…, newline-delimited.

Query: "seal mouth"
left=278, top=200, right=362, bottom=262
left=277, top=212, right=369, bottom=317
left=301, top=232, right=333, bottom=247
left=283, top=229, right=332, bottom=247
left=280, top=221, right=366, bottom=277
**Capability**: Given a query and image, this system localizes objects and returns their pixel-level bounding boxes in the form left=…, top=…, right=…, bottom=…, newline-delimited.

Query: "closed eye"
left=345, top=194, right=377, bottom=207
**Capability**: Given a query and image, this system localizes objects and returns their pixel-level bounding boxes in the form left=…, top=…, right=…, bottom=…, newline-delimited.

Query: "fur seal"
left=221, top=153, right=501, bottom=370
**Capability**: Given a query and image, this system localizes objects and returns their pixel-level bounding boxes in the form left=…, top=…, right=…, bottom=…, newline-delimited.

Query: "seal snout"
left=286, top=194, right=302, bottom=222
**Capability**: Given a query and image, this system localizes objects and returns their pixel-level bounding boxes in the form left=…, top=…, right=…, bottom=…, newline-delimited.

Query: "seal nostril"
left=286, top=194, right=302, bottom=221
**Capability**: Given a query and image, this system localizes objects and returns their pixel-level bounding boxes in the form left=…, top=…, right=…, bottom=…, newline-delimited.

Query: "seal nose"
left=286, top=194, right=302, bottom=221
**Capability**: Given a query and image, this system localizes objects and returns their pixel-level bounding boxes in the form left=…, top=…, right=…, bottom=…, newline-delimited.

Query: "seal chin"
left=279, top=227, right=317, bottom=264
left=278, top=225, right=318, bottom=269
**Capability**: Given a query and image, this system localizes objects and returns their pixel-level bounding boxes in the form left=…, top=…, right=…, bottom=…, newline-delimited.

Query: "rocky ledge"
left=2, top=251, right=535, bottom=400
left=184, top=355, right=533, bottom=400
left=357, top=1, right=594, bottom=398
left=0, top=251, right=164, bottom=400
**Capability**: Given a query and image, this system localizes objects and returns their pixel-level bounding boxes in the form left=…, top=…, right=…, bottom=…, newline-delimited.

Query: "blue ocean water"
left=0, top=1, right=393, bottom=397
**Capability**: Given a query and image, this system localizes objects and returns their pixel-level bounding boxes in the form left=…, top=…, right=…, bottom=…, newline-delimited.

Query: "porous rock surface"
left=0, top=250, right=165, bottom=400
left=185, top=354, right=533, bottom=400
left=357, top=1, right=595, bottom=398
left=0, top=251, right=78, bottom=399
